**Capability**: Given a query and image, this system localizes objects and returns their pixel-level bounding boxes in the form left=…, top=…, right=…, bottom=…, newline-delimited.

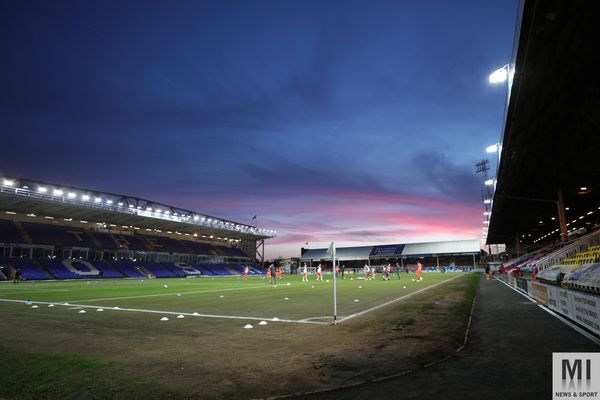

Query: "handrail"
left=534, top=229, right=600, bottom=271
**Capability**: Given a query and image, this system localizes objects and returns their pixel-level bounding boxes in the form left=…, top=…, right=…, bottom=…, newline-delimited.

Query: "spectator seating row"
left=0, top=257, right=262, bottom=280
left=562, top=246, right=600, bottom=266
left=0, top=220, right=249, bottom=257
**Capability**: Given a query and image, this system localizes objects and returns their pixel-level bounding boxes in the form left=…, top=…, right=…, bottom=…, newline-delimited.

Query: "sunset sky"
left=0, top=0, right=519, bottom=259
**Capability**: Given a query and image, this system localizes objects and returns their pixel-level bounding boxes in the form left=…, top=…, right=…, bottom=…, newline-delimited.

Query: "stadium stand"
left=0, top=257, right=49, bottom=280
left=88, top=260, right=124, bottom=278
left=111, top=260, right=148, bottom=278
left=0, top=219, right=25, bottom=244
left=21, top=222, right=96, bottom=248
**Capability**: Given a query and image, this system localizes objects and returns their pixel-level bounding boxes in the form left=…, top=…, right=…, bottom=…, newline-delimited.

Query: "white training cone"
left=358, top=286, right=362, bottom=289
left=176, top=315, right=185, bottom=319
left=160, top=317, right=169, bottom=321
left=272, top=317, right=280, bottom=321
left=311, top=285, right=315, bottom=289
left=64, top=302, right=70, bottom=306
left=219, top=295, right=224, bottom=298
left=351, top=278, right=354, bottom=281
left=258, top=321, right=268, bottom=326
left=113, top=306, right=120, bottom=310
left=31, top=305, right=38, bottom=309
left=354, top=299, right=360, bottom=303
left=286, top=282, right=290, bottom=286
left=97, top=308, right=104, bottom=312
left=192, top=312, right=200, bottom=316
left=25, top=300, right=32, bottom=305
left=177, top=293, right=182, bottom=297
left=163, top=284, right=168, bottom=288
left=326, top=279, right=329, bottom=283
left=283, top=297, right=289, bottom=301
left=243, top=324, right=253, bottom=329
left=78, top=310, right=87, bottom=314
left=403, top=286, right=407, bottom=289
left=48, top=304, right=55, bottom=308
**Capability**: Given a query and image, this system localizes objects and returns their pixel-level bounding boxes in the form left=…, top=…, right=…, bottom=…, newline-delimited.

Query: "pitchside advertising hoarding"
left=553, top=353, right=600, bottom=399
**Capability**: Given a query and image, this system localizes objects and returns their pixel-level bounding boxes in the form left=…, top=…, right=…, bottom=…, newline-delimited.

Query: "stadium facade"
left=0, top=175, right=276, bottom=280
left=300, top=239, right=480, bottom=269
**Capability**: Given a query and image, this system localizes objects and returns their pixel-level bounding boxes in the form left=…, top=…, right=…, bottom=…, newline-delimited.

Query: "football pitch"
left=0, top=272, right=478, bottom=399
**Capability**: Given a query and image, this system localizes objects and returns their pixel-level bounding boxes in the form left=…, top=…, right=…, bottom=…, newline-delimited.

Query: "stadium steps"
left=107, top=260, right=128, bottom=278
left=13, top=221, right=33, bottom=244
left=32, top=259, right=56, bottom=279
left=136, top=266, right=155, bottom=278
left=85, top=229, right=103, bottom=249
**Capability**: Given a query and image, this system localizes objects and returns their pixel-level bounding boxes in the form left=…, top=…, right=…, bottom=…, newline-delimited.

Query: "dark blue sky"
left=0, top=0, right=518, bottom=258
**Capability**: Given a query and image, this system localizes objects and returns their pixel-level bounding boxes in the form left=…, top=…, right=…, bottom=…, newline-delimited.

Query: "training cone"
left=243, top=324, right=253, bottom=329
left=31, top=305, right=38, bottom=309
left=258, top=321, right=268, bottom=325
left=272, top=317, right=280, bottom=321
left=192, top=312, right=200, bottom=316
left=160, top=317, right=169, bottom=321
left=97, top=308, right=104, bottom=312
left=48, top=304, right=55, bottom=308
left=78, top=310, right=86, bottom=314
left=176, top=315, right=185, bottom=319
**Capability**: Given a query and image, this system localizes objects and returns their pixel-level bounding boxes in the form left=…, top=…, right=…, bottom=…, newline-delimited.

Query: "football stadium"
left=2, top=1, right=600, bottom=400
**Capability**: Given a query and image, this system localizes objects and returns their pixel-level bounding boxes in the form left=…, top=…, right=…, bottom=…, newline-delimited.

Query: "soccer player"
left=302, top=263, right=308, bottom=282
left=265, top=266, right=271, bottom=282
left=385, top=264, right=391, bottom=280
left=370, top=266, right=376, bottom=280
left=416, top=261, right=423, bottom=281
left=395, top=263, right=401, bottom=280
left=316, top=264, right=323, bottom=281
left=363, top=264, right=370, bottom=280
left=270, top=264, right=277, bottom=285
left=243, top=265, right=249, bottom=280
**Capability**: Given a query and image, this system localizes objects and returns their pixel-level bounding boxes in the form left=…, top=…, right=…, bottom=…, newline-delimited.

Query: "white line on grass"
left=70, top=284, right=269, bottom=303
left=337, top=273, right=466, bottom=323
left=0, top=298, right=329, bottom=325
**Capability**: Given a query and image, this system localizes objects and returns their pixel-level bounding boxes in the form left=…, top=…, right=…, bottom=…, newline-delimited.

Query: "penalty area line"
left=0, top=298, right=328, bottom=325
left=337, top=273, right=466, bottom=324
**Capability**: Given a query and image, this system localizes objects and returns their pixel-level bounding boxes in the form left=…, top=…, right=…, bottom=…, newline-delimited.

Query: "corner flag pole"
left=332, top=242, right=337, bottom=325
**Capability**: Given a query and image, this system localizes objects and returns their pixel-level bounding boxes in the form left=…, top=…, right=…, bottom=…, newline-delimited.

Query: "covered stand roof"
left=300, top=240, right=479, bottom=261
left=487, top=1, right=600, bottom=245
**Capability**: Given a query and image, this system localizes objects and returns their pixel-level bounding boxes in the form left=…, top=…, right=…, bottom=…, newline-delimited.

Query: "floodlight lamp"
left=53, top=189, right=64, bottom=196
left=67, top=192, right=76, bottom=198
left=488, top=65, right=509, bottom=84
left=483, top=199, right=491, bottom=204
left=118, top=202, right=123, bottom=206
left=146, top=207, right=152, bottom=211
left=193, top=215, right=199, bottom=221
left=484, top=179, right=494, bottom=185
left=486, top=144, right=499, bottom=153
left=82, top=195, right=90, bottom=201
left=106, top=200, right=113, bottom=205
left=3, top=179, right=14, bottom=186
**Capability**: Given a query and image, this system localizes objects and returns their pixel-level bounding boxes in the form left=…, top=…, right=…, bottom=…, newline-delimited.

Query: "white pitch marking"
left=338, top=274, right=465, bottom=323
left=70, top=284, right=266, bottom=303
left=0, top=298, right=328, bottom=325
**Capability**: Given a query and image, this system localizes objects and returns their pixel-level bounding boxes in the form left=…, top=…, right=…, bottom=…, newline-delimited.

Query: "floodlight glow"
left=67, top=192, right=76, bottom=198
left=193, top=215, right=199, bottom=221
left=53, top=189, right=63, bottom=196
left=3, top=179, right=14, bottom=186
left=118, top=202, right=123, bottom=206
left=165, top=210, right=170, bottom=214
left=146, top=207, right=151, bottom=211
left=106, top=200, right=113, bottom=205
left=588, top=211, right=594, bottom=215
left=483, top=199, right=491, bottom=204
left=82, top=195, right=90, bottom=201
left=483, top=221, right=489, bottom=224
left=128, top=204, right=134, bottom=208
left=94, top=197, right=102, bottom=203
left=486, top=144, right=499, bottom=153
left=484, top=179, right=495, bottom=185
left=581, top=187, right=587, bottom=191
left=489, top=66, right=509, bottom=84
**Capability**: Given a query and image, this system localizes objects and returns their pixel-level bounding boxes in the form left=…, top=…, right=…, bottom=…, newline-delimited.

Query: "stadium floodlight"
left=489, top=65, right=509, bottom=84
left=146, top=207, right=152, bottom=211
left=483, top=211, right=491, bottom=215
left=483, top=199, right=491, bottom=204
left=81, top=194, right=90, bottom=201
left=580, top=187, right=587, bottom=191
left=118, top=202, right=123, bottom=206
left=128, top=204, right=134, bottom=208
left=53, top=189, right=63, bottom=196
left=106, top=200, right=113, bottom=205
left=193, top=215, right=199, bottom=221
left=484, top=179, right=495, bottom=186
left=67, top=192, right=76, bottom=198
left=588, top=211, right=594, bottom=215
left=483, top=221, right=489, bottom=224
left=486, top=144, right=499, bottom=153
left=2, top=179, right=14, bottom=186
left=165, top=210, right=170, bottom=214
left=94, top=197, right=102, bottom=203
